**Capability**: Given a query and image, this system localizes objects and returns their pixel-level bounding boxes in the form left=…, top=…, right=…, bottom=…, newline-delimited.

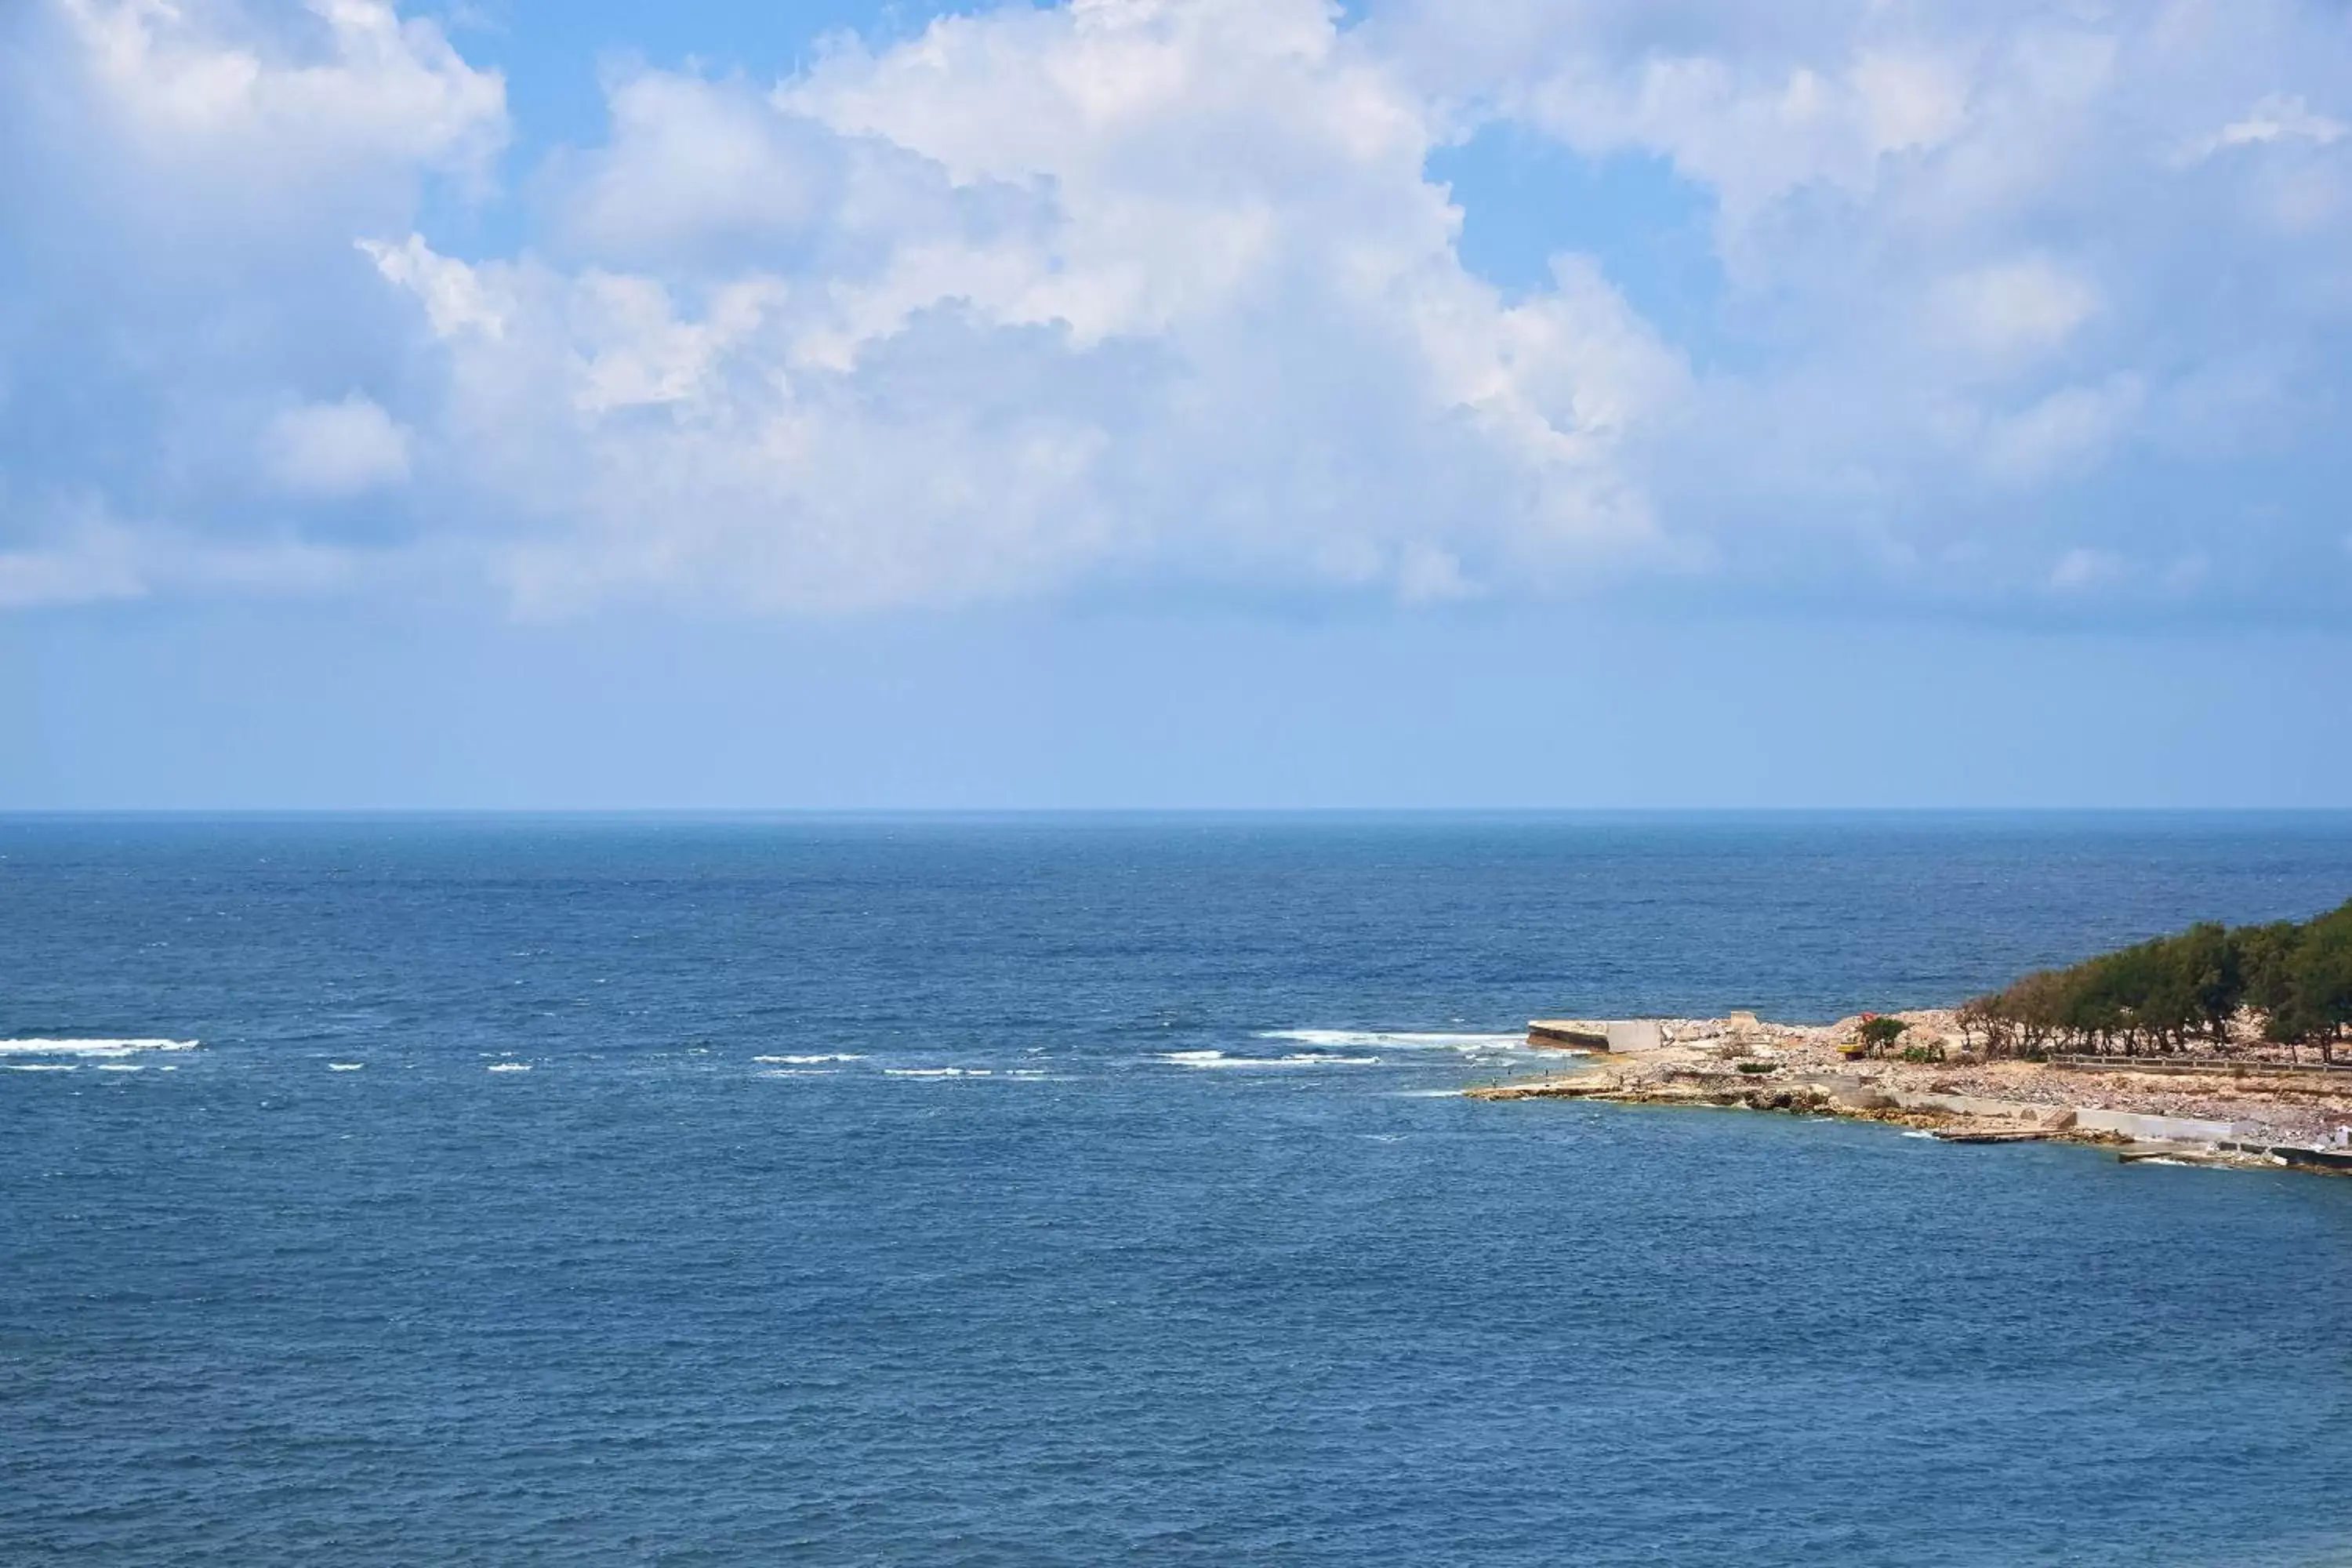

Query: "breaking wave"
left=1163, top=1051, right=1381, bottom=1069
left=0, top=1038, right=198, bottom=1059
left=1256, top=1029, right=1525, bottom=1053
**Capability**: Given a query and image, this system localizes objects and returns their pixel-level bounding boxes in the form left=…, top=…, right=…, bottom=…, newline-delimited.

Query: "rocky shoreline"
left=1472, top=1011, right=2352, bottom=1175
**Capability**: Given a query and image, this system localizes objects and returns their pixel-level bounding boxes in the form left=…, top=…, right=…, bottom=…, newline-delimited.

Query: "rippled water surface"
left=5, top=814, right=2352, bottom=1564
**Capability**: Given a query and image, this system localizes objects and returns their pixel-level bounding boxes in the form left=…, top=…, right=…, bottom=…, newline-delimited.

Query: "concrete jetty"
left=1526, top=1019, right=1662, bottom=1053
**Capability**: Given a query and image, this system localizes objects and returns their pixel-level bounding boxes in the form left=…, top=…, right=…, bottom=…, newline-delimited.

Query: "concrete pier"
left=1526, top=1019, right=1663, bottom=1053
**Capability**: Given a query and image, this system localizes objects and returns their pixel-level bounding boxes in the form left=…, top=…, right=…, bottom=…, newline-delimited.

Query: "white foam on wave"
left=1164, top=1050, right=1381, bottom=1069
left=752, top=1054, right=867, bottom=1065
left=487, top=1062, right=532, bottom=1074
left=6, top=1062, right=78, bottom=1073
left=755, top=1068, right=837, bottom=1079
left=1258, top=1029, right=1525, bottom=1053
left=96, top=1063, right=144, bottom=1073
left=328, top=1062, right=366, bottom=1072
left=0, top=1038, right=198, bottom=1059
left=884, top=1067, right=989, bottom=1078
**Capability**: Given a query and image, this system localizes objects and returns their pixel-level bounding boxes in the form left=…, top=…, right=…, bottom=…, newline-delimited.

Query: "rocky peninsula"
left=1472, top=1011, right=2352, bottom=1174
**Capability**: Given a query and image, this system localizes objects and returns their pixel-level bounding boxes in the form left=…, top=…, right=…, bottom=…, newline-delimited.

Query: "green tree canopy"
left=1965, top=899, right=2352, bottom=1062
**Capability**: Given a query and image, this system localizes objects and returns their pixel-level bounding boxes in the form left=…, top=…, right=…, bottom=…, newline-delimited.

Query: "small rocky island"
left=1477, top=901, right=2352, bottom=1175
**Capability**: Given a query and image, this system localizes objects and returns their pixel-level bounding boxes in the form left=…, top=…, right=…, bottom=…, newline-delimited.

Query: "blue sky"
left=2, top=0, right=2350, bottom=807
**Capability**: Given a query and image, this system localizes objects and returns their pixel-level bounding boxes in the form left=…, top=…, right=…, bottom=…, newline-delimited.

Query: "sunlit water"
left=5, top=814, right=2352, bottom=1564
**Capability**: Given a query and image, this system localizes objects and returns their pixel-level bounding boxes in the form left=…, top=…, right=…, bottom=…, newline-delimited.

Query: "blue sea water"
left=5, top=812, right=2352, bottom=1566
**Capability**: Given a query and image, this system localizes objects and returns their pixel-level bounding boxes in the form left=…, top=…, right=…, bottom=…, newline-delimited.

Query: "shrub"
left=1857, top=1015, right=1909, bottom=1057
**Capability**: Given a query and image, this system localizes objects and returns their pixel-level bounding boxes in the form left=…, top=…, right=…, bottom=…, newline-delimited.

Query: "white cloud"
left=2049, top=546, right=2123, bottom=591
left=5, top=0, right=2352, bottom=620
left=0, top=507, right=358, bottom=608
left=261, top=393, right=411, bottom=497
left=1372, top=0, right=2352, bottom=601
left=0, top=522, right=147, bottom=609
left=358, top=0, right=1685, bottom=611
left=355, top=234, right=508, bottom=339
left=1936, top=257, right=2101, bottom=364
left=1978, top=376, right=2142, bottom=482
left=2193, top=93, right=2347, bottom=158
left=57, top=0, right=504, bottom=188
left=555, top=71, right=833, bottom=269
left=1, top=0, right=503, bottom=584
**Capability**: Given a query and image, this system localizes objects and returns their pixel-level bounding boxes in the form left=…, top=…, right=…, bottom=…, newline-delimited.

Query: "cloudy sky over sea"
left=4, top=0, right=2348, bottom=806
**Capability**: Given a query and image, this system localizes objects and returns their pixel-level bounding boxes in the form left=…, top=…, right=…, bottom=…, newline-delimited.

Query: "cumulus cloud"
left=360, top=0, right=1682, bottom=611
left=1936, top=257, right=2102, bottom=365
left=46, top=0, right=504, bottom=218
left=1372, top=0, right=2352, bottom=597
left=2049, top=546, right=2124, bottom=592
left=1977, top=376, right=2143, bottom=483
left=2190, top=93, right=2348, bottom=158
left=260, top=394, right=412, bottom=497
left=0, top=522, right=147, bottom=610
left=0, top=0, right=502, bottom=604
left=0, top=506, right=356, bottom=608
left=4, top=0, right=2351, bottom=619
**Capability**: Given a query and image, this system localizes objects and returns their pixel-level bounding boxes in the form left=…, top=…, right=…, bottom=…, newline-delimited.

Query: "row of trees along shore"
left=1955, top=899, right=2352, bottom=1063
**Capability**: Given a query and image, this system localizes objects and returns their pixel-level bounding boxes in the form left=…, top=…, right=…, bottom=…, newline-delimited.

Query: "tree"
left=2176, top=922, right=2243, bottom=1044
left=2237, top=921, right=2303, bottom=1015
left=1965, top=901, right=2350, bottom=1065
left=1857, top=1015, right=1909, bottom=1058
left=1955, top=996, right=2005, bottom=1057
left=2286, top=902, right=2352, bottom=1065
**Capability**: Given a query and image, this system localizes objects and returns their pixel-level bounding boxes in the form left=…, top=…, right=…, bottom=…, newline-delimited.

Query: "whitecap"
left=328, top=1062, right=366, bottom=1072
left=487, top=1062, right=532, bottom=1074
left=5, top=1063, right=77, bottom=1073
left=95, top=1063, right=144, bottom=1073
left=1258, top=1029, right=1526, bottom=1052
left=0, top=1038, right=198, bottom=1059
left=754, top=1069, right=836, bottom=1079
left=752, top=1054, right=868, bottom=1065
left=883, top=1067, right=989, bottom=1078
left=1164, top=1051, right=1381, bottom=1069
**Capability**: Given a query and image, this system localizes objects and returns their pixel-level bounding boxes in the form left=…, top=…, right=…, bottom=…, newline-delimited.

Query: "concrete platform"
left=1526, top=1019, right=1664, bottom=1053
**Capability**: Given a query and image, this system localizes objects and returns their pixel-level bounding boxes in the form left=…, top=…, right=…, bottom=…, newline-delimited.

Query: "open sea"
left=6, top=812, right=2352, bottom=1566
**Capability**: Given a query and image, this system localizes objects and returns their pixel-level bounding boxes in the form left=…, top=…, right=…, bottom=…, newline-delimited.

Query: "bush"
left=1857, top=1015, right=1909, bottom=1057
